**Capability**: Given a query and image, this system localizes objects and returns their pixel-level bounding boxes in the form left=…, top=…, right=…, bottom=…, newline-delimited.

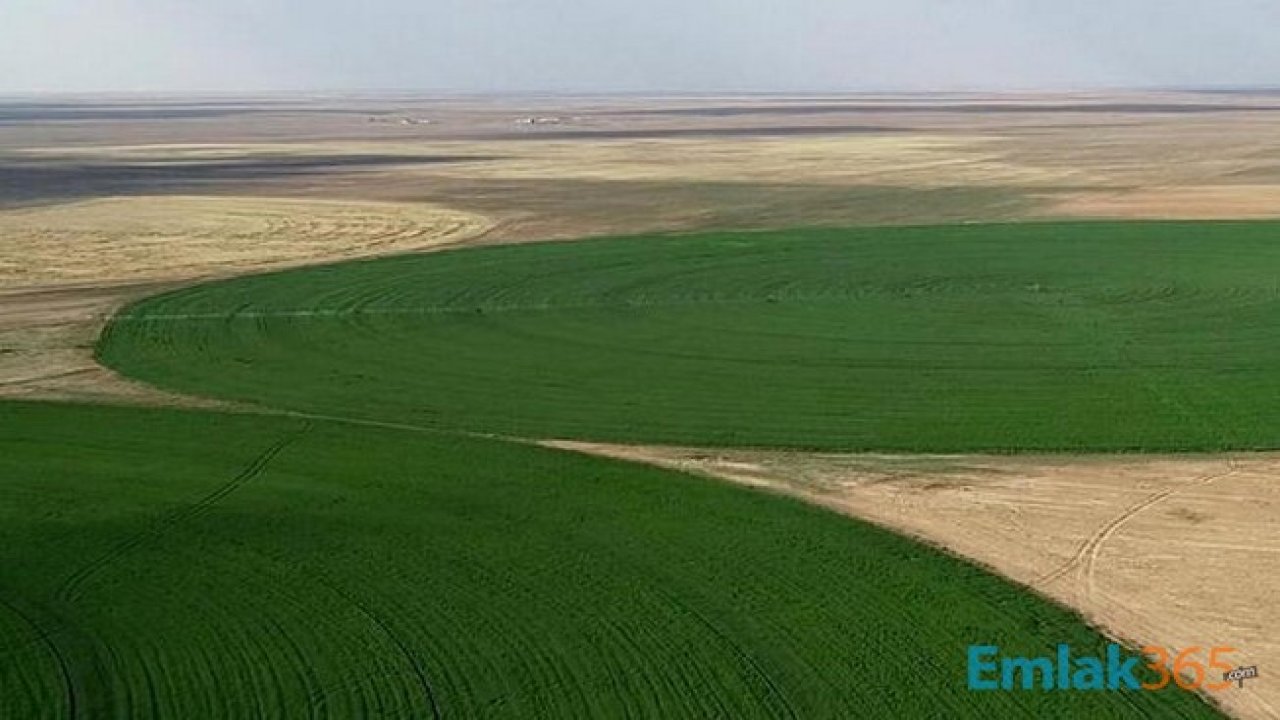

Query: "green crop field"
left=101, top=221, right=1280, bottom=451
left=0, top=402, right=1217, bottom=718
left=7, top=220, right=1261, bottom=718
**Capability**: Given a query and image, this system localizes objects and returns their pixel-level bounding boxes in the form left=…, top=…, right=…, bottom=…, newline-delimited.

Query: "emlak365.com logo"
left=968, top=644, right=1257, bottom=692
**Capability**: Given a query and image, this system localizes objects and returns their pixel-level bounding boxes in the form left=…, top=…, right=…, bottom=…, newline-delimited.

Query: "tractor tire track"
left=0, top=591, right=80, bottom=720
left=646, top=584, right=799, bottom=720
left=310, top=579, right=442, bottom=720
left=56, top=423, right=313, bottom=603
left=1034, top=488, right=1178, bottom=589
left=1082, top=459, right=1240, bottom=601
left=1034, top=460, right=1240, bottom=596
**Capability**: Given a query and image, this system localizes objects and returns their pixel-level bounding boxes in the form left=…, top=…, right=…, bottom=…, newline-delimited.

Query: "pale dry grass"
left=26, top=112, right=1280, bottom=222
left=23, top=94, right=1280, bottom=222
left=414, top=135, right=1090, bottom=187
left=1050, top=185, right=1280, bottom=219
left=549, top=441, right=1279, bottom=720
left=0, top=195, right=492, bottom=287
left=14, top=134, right=1091, bottom=188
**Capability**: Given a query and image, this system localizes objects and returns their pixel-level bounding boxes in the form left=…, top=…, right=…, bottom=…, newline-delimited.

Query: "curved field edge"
left=0, top=195, right=495, bottom=286
left=0, top=401, right=1222, bottom=719
left=99, top=220, right=1280, bottom=452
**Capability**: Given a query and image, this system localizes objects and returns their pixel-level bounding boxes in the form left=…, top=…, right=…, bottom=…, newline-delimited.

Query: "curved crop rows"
left=102, top=221, right=1280, bottom=451
left=0, top=196, right=492, bottom=285
left=3, top=221, right=1258, bottom=717
left=0, top=402, right=1218, bottom=718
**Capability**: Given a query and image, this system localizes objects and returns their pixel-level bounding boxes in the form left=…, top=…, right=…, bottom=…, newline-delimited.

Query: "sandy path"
left=547, top=442, right=1278, bottom=720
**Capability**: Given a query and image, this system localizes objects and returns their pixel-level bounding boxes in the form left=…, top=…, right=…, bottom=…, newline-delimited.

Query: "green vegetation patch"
left=0, top=402, right=1217, bottom=718
left=101, top=221, right=1280, bottom=451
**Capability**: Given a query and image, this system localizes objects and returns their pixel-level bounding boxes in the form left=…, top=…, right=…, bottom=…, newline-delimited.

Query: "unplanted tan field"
left=1051, top=185, right=1280, bottom=219
left=14, top=134, right=1093, bottom=188
left=0, top=195, right=492, bottom=287
left=25, top=110, right=1280, bottom=225
left=420, top=135, right=1094, bottom=187
left=548, top=442, right=1280, bottom=720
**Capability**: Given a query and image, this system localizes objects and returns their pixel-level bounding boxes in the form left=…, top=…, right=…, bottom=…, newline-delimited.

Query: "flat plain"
left=5, top=92, right=1280, bottom=719
left=101, top=222, right=1280, bottom=452
left=556, top=443, right=1280, bottom=720
left=0, top=401, right=1214, bottom=718
left=8, top=92, right=1280, bottom=401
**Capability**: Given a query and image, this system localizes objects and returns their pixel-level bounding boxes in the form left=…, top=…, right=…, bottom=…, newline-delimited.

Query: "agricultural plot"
left=0, top=196, right=491, bottom=286
left=0, top=401, right=1216, bottom=718
left=9, top=96, right=1280, bottom=720
left=11, top=218, right=1272, bottom=718
left=101, top=221, right=1280, bottom=451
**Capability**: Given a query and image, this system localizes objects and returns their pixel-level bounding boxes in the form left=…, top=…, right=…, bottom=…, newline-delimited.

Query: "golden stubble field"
left=4, top=93, right=1280, bottom=718
left=0, top=195, right=490, bottom=286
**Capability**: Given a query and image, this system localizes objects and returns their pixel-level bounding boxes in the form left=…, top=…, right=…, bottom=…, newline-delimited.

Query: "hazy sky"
left=4, top=0, right=1279, bottom=94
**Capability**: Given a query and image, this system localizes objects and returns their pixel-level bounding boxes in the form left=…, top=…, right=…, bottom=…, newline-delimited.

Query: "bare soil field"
left=548, top=442, right=1280, bottom=720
